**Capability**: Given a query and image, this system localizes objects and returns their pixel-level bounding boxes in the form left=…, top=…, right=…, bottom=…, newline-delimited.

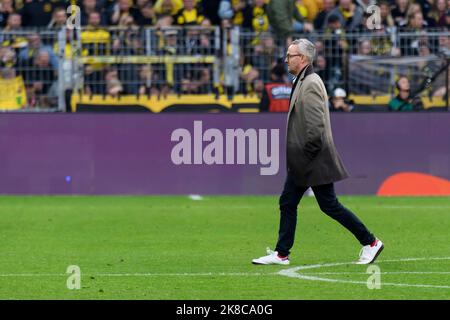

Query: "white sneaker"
left=356, top=239, right=384, bottom=265
left=252, top=247, right=290, bottom=265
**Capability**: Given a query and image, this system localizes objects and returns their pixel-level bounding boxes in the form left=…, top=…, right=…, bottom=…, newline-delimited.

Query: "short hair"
left=291, top=38, right=316, bottom=63
left=328, top=14, right=340, bottom=24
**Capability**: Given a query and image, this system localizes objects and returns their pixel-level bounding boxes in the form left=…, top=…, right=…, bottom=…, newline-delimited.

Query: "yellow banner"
left=0, top=76, right=27, bottom=110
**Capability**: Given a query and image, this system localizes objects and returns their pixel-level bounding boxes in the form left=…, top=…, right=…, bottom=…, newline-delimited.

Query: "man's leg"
left=275, top=174, right=309, bottom=257
left=312, top=183, right=375, bottom=246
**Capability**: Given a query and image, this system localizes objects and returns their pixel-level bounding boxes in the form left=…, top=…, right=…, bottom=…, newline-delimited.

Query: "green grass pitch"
left=0, top=195, right=449, bottom=299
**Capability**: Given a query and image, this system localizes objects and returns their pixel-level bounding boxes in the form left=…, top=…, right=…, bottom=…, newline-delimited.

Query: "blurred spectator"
left=267, top=0, right=305, bottom=47
left=388, top=76, right=423, bottom=111
left=357, top=38, right=372, bottom=55
left=314, top=0, right=336, bottom=30
left=0, top=0, right=15, bottom=28
left=47, top=7, right=67, bottom=29
left=427, top=0, right=448, bottom=27
left=244, top=0, right=269, bottom=33
left=4, top=11, right=21, bottom=30
left=240, top=56, right=260, bottom=95
left=314, top=39, right=324, bottom=56
left=324, top=0, right=364, bottom=31
left=0, top=45, right=16, bottom=72
left=293, top=0, right=314, bottom=32
left=184, top=20, right=212, bottom=55
left=437, top=33, right=450, bottom=56
left=300, top=0, right=323, bottom=22
left=195, top=67, right=213, bottom=93
left=18, top=32, right=59, bottom=69
left=369, top=24, right=400, bottom=56
left=135, top=0, right=157, bottom=25
left=315, top=54, right=328, bottom=83
left=138, top=64, right=160, bottom=96
left=379, top=1, right=395, bottom=29
left=118, top=11, right=138, bottom=27
left=156, top=28, right=184, bottom=93
left=432, top=69, right=450, bottom=98
left=447, top=8, right=450, bottom=26
left=154, top=0, right=183, bottom=17
left=252, top=32, right=276, bottom=80
left=155, top=12, right=174, bottom=28
left=409, top=3, right=434, bottom=27
left=110, top=0, right=144, bottom=26
left=22, top=50, right=57, bottom=108
left=111, top=29, right=143, bottom=94
left=82, top=11, right=111, bottom=94
left=391, top=0, right=411, bottom=27
left=323, top=14, right=347, bottom=89
left=174, top=0, right=204, bottom=26
left=399, top=11, right=430, bottom=56
left=420, top=0, right=435, bottom=18
left=329, top=87, right=354, bottom=112
left=230, top=0, right=250, bottom=27
left=1, top=13, right=28, bottom=50
left=20, top=0, right=59, bottom=27
left=82, top=11, right=111, bottom=55
left=105, top=67, right=123, bottom=97
left=259, top=61, right=291, bottom=112
left=81, top=0, right=108, bottom=26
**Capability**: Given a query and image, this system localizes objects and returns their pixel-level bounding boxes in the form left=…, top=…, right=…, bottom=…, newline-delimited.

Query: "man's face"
left=359, top=40, right=371, bottom=55
left=36, top=52, right=50, bottom=67
left=411, top=12, right=424, bottom=28
left=55, top=10, right=67, bottom=25
left=380, top=4, right=389, bottom=18
left=323, top=0, right=335, bottom=11
left=254, top=0, right=265, bottom=7
left=183, top=0, right=194, bottom=10
left=7, top=14, right=21, bottom=28
left=329, top=20, right=341, bottom=31
left=119, top=0, right=131, bottom=11
left=285, top=44, right=306, bottom=76
left=339, top=0, right=351, bottom=10
left=398, top=77, right=410, bottom=99
left=88, top=13, right=101, bottom=27
left=28, top=34, right=41, bottom=48
left=83, top=0, right=96, bottom=10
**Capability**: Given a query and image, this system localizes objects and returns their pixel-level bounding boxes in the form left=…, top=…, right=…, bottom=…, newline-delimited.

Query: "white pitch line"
left=188, top=195, right=203, bottom=201
left=0, top=272, right=271, bottom=277
left=301, top=272, right=450, bottom=275
left=278, top=257, right=450, bottom=289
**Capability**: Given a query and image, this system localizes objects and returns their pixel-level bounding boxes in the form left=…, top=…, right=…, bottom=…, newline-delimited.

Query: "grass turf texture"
left=0, top=195, right=449, bottom=299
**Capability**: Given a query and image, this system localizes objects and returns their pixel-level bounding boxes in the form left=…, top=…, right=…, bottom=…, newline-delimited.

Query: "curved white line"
left=278, top=257, right=450, bottom=289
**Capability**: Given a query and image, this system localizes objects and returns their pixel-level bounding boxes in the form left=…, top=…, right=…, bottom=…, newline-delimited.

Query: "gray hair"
left=291, top=38, right=316, bottom=63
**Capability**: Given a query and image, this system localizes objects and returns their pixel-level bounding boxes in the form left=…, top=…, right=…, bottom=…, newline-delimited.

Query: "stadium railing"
left=0, top=26, right=448, bottom=112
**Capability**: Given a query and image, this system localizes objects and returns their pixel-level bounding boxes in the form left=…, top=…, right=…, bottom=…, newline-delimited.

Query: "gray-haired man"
left=252, top=39, right=384, bottom=265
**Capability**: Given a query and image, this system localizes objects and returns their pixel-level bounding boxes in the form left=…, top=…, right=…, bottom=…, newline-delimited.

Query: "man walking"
left=252, top=39, right=383, bottom=266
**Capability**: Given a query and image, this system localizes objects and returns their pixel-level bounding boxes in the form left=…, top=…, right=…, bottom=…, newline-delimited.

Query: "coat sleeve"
left=302, top=81, right=325, bottom=160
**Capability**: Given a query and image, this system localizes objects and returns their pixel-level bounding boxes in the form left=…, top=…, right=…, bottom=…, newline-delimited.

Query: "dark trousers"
left=275, top=173, right=375, bottom=257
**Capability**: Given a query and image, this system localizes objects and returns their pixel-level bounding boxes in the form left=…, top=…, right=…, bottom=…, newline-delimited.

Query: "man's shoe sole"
left=251, top=261, right=289, bottom=265
left=369, top=244, right=384, bottom=264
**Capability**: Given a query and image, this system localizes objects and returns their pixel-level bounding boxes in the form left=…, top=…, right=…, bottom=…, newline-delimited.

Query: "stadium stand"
left=0, top=0, right=448, bottom=112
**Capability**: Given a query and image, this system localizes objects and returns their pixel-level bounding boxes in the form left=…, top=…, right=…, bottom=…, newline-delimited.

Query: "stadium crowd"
left=0, top=0, right=449, bottom=110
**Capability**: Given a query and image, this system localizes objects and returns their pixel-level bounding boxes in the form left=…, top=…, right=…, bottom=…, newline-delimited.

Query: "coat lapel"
left=288, top=64, right=314, bottom=117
